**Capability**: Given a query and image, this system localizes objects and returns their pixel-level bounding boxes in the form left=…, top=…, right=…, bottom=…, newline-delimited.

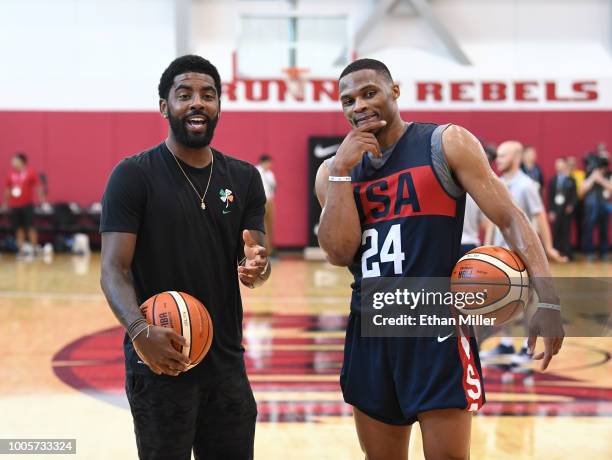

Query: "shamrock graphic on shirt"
left=219, top=188, right=234, bottom=209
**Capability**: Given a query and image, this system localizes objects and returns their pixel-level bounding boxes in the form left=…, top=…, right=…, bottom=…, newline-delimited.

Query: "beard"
left=168, top=111, right=219, bottom=148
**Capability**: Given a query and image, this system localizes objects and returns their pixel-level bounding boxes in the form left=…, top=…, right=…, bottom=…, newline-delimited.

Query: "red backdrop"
left=1, top=110, right=610, bottom=247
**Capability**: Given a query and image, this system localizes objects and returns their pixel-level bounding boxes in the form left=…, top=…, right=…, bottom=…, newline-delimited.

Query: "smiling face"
left=160, top=72, right=220, bottom=148
left=339, top=69, right=400, bottom=135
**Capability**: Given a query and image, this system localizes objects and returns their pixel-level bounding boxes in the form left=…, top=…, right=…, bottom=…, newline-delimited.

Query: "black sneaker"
left=480, top=343, right=516, bottom=358
left=511, top=346, right=532, bottom=365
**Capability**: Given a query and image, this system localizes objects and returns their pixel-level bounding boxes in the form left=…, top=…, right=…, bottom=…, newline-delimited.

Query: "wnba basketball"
left=451, top=246, right=531, bottom=325
left=140, top=291, right=213, bottom=370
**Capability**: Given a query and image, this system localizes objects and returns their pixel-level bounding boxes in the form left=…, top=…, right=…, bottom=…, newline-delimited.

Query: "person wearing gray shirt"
left=486, top=141, right=567, bottom=264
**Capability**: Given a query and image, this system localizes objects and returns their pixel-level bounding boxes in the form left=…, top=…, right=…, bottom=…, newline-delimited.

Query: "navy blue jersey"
left=337, top=123, right=485, bottom=422
left=349, top=122, right=465, bottom=313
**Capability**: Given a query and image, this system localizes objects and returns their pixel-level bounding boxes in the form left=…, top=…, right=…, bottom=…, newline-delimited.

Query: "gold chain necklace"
left=166, top=143, right=214, bottom=210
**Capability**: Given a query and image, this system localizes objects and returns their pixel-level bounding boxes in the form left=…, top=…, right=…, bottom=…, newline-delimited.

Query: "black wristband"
left=127, top=318, right=147, bottom=337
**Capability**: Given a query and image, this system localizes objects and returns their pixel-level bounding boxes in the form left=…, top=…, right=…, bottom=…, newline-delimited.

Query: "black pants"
left=459, top=244, right=477, bottom=259
left=573, top=201, right=584, bottom=252
left=552, top=211, right=572, bottom=258
left=126, top=371, right=257, bottom=460
left=10, top=205, right=34, bottom=229
left=582, top=204, right=609, bottom=257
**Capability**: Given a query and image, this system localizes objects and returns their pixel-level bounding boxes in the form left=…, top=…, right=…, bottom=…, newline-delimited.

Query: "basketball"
left=450, top=246, right=531, bottom=325
left=140, top=291, right=213, bottom=370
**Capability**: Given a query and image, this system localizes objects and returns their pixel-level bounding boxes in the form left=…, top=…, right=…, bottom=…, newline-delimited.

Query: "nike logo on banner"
left=314, top=144, right=341, bottom=158
left=437, top=332, right=454, bottom=343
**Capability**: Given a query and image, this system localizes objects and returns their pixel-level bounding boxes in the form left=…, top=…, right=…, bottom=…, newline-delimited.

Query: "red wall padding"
left=0, top=110, right=610, bottom=247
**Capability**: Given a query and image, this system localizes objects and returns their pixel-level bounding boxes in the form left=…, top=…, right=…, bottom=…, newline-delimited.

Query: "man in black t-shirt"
left=100, top=55, right=270, bottom=460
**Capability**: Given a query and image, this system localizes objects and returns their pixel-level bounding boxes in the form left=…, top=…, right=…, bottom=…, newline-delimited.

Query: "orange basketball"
left=450, top=246, right=531, bottom=325
left=140, top=291, right=213, bottom=370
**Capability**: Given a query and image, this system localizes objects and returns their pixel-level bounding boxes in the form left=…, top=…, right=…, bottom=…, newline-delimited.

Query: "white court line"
left=0, top=291, right=348, bottom=304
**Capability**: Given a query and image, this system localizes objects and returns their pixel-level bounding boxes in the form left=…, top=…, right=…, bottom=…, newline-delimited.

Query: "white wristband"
left=328, top=176, right=352, bottom=182
left=537, top=302, right=561, bottom=311
left=259, top=260, right=270, bottom=278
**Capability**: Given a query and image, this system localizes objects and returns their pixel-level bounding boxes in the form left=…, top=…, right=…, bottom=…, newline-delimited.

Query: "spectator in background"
left=460, top=141, right=495, bottom=257
left=460, top=194, right=491, bottom=257
left=548, top=158, right=577, bottom=259
left=567, top=155, right=585, bottom=252
left=482, top=141, right=565, bottom=365
left=2, top=152, right=46, bottom=256
left=521, top=145, right=545, bottom=193
left=597, top=142, right=608, bottom=157
left=486, top=141, right=567, bottom=264
left=256, top=154, right=277, bottom=256
left=581, top=150, right=612, bottom=261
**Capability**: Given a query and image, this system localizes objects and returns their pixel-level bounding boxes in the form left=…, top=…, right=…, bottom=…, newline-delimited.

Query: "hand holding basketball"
left=527, top=308, right=565, bottom=371
left=332, top=120, right=387, bottom=174
left=138, top=291, right=213, bottom=374
left=451, top=246, right=530, bottom=325
left=132, top=325, right=190, bottom=376
left=239, top=229, right=268, bottom=289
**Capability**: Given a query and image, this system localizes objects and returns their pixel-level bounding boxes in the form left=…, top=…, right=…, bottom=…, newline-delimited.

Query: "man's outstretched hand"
left=238, top=229, right=269, bottom=289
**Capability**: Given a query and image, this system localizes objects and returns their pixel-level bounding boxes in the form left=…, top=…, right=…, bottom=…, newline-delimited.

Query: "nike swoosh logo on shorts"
left=314, top=144, right=341, bottom=158
left=223, top=209, right=231, bottom=214
left=437, top=332, right=454, bottom=343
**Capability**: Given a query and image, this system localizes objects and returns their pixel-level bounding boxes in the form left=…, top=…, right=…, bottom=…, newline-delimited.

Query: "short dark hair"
left=259, top=154, right=272, bottom=163
left=14, top=152, right=27, bottom=164
left=339, top=58, right=393, bottom=83
left=158, top=55, right=222, bottom=100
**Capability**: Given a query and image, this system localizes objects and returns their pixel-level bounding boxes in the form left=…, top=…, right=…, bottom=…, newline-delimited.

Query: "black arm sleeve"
left=240, top=166, right=266, bottom=234
left=99, top=159, right=146, bottom=234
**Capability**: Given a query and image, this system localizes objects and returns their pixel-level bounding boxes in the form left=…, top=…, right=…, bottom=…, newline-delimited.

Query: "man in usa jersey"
left=315, top=59, right=564, bottom=460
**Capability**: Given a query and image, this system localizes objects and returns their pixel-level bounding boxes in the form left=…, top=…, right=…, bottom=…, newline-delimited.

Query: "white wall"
left=0, top=0, right=610, bottom=110
left=357, top=0, right=612, bottom=75
left=193, top=0, right=612, bottom=79
left=0, top=0, right=176, bottom=110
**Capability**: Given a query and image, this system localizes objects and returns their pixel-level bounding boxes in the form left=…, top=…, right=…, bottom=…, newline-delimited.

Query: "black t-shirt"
left=100, top=142, right=266, bottom=382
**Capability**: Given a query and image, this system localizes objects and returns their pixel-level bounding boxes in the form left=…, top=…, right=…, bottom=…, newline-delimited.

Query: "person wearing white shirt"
left=256, top=154, right=277, bottom=255
left=460, top=194, right=491, bottom=257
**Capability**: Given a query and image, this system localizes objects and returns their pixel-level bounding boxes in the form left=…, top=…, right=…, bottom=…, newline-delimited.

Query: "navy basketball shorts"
left=125, top=370, right=257, bottom=460
left=459, top=244, right=478, bottom=259
left=340, top=313, right=485, bottom=425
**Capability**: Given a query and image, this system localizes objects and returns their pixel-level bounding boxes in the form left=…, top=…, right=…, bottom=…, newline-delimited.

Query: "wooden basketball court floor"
left=0, top=254, right=611, bottom=459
